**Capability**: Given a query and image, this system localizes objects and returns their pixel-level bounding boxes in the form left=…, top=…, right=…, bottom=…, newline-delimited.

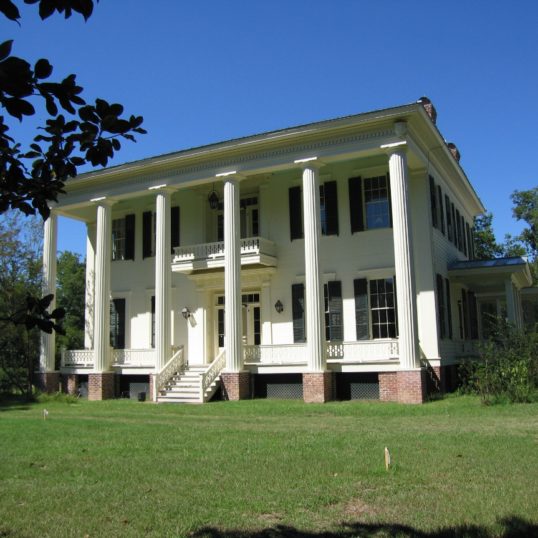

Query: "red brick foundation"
left=397, top=369, right=426, bottom=404
left=302, top=372, right=334, bottom=403
left=88, top=372, right=116, bottom=400
left=61, top=374, right=79, bottom=395
left=379, top=372, right=398, bottom=402
left=379, top=369, right=426, bottom=404
left=221, top=371, right=251, bottom=401
left=35, top=372, right=60, bottom=394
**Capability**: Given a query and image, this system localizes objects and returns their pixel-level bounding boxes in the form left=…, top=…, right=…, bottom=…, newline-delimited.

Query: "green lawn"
left=0, top=396, right=537, bottom=537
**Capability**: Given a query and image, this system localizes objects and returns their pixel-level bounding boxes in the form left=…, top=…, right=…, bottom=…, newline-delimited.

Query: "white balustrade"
left=61, top=349, right=94, bottom=367
left=243, top=344, right=307, bottom=364
left=153, top=346, right=185, bottom=401
left=112, top=349, right=156, bottom=366
left=173, top=237, right=275, bottom=264
left=199, top=349, right=226, bottom=401
left=325, top=340, right=399, bottom=362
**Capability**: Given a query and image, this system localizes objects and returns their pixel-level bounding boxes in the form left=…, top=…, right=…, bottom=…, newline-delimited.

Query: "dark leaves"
left=0, top=40, right=13, bottom=62
left=34, top=59, right=53, bottom=79
left=24, top=0, right=96, bottom=21
left=0, top=1, right=21, bottom=22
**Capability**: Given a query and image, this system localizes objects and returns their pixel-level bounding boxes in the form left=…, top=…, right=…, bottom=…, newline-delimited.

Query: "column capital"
left=90, top=196, right=116, bottom=207
left=381, top=140, right=407, bottom=156
left=216, top=170, right=245, bottom=183
left=294, top=157, right=323, bottom=170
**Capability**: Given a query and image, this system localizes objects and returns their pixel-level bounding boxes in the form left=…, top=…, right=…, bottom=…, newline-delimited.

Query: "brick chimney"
left=447, top=142, right=461, bottom=162
left=417, top=96, right=437, bottom=124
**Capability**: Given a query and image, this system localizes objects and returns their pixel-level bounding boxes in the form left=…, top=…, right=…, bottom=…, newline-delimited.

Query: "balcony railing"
left=172, top=236, right=277, bottom=271
left=61, top=349, right=94, bottom=368
left=61, top=348, right=157, bottom=369
left=243, top=340, right=399, bottom=365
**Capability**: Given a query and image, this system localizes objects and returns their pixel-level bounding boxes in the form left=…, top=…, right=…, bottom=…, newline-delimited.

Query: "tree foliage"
left=0, top=0, right=146, bottom=220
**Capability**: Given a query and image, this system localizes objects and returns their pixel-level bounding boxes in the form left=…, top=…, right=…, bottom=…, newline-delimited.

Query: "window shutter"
left=171, top=206, right=180, bottom=253
left=456, top=209, right=462, bottom=251
left=289, top=186, right=303, bottom=240
left=445, top=278, right=453, bottom=339
left=327, top=280, right=343, bottom=341
left=348, top=176, right=364, bottom=233
left=451, top=203, right=457, bottom=245
left=429, top=176, right=438, bottom=228
left=110, top=298, right=126, bottom=349
left=323, top=181, right=339, bottom=236
left=143, top=211, right=152, bottom=259
left=291, top=283, right=305, bottom=343
left=437, top=185, right=445, bottom=235
left=151, top=296, right=155, bottom=348
left=124, top=214, right=135, bottom=260
left=354, top=278, right=369, bottom=340
left=387, top=173, right=393, bottom=228
left=445, top=194, right=452, bottom=242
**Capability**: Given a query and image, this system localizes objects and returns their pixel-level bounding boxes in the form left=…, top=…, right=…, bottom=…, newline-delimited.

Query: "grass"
left=0, top=395, right=537, bottom=537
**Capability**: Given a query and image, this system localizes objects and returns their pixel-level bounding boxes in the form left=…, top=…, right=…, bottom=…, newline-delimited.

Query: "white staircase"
left=157, top=364, right=221, bottom=404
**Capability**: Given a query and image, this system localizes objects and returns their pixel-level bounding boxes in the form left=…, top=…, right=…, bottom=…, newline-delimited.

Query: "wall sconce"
left=274, top=300, right=284, bottom=314
left=207, top=183, right=219, bottom=210
left=181, top=307, right=191, bottom=320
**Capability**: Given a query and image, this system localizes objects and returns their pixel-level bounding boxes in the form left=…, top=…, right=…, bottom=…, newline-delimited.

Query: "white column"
left=223, top=176, right=242, bottom=371
left=39, top=211, right=57, bottom=372
left=155, top=189, right=172, bottom=371
left=387, top=145, right=420, bottom=369
left=84, top=223, right=96, bottom=349
left=93, top=200, right=113, bottom=372
left=296, top=158, right=325, bottom=372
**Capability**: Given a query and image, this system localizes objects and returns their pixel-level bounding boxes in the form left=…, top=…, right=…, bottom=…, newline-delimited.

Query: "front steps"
left=157, top=365, right=220, bottom=404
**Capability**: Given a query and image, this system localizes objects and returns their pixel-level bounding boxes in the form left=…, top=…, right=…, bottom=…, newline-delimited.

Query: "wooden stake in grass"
left=384, top=447, right=391, bottom=470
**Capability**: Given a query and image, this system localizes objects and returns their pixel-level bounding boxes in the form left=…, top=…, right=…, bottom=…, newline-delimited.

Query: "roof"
left=449, top=257, right=528, bottom=270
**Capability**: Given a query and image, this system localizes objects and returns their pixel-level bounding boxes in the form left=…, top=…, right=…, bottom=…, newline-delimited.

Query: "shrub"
left=459, top=320, right=538, bottom=404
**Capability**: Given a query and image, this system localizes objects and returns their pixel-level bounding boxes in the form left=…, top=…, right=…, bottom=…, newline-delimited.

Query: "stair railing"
left=199, top=349, right=226, bottom=402
left=153, top=346, right=185, bottom=401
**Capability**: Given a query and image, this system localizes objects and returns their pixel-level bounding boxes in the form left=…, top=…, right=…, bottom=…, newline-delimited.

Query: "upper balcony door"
left=215, top=196, right=259, bottom=242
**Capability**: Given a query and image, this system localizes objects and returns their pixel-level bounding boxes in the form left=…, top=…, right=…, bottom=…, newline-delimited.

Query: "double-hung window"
left=110, top=298, right=126, bottom=349
left=349, top=175, right=391, bottom=233
left=112, top=215, right=135, bottom=261
left=354, top=277, right=398, bottom=339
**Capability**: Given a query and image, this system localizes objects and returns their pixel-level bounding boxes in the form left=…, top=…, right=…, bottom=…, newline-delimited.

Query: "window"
left=289, top=182, right=338, bottom=240
left=456, top=209, right=463, bottom=251
left=143, top=206, right=180, bottom=258
left=445, top=194, right=453, bottom=242
left=112, top=214, right=135, bottom=261
left=437, top=185, right=445, bottom=235
left=429, top=175, right=438, bottom=228
left=324, top=281, right=343, bottom=341
left=110, top=298, right=126, bottom=349
left=354, top=277, right=398, bottom=339
left=349, top=175, right=391, bottom=233
left=436, top=274, right=446, bottom=339
left=291, top=283, right=306, bottom=342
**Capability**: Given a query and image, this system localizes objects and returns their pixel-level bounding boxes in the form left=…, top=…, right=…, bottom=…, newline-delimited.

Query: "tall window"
left=324, top=281, right=343, bottom=341
left=291, top=283, right=306, bottom=342
left=349, top=175, right=391, bottom=233
left=110, top=298, right=126, bottom=349
left=354, top=277, right=398, bottom=339
left=112, top=215, right=135, bottom=261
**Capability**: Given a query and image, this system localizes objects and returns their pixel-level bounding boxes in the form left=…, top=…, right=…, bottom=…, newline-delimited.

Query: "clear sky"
left=2, top=0, right=537, bottom=256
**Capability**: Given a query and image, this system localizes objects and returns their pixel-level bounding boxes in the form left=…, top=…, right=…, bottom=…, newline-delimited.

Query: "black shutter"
left=327, top=280, right=343, bottom=341
left=348, top=176, right=364, bottom=233
left=456, top=209, right=462, bottom=251
left=437, top=186, right=445, bottom=235
left=110, top=298, right=125, bottom=349
left=387, top=173, right=393, bottom=228
left=125, top=214, right=135, bottom=260
left=429, top=176, right=438, bottom=228
left=143, top=211, right=152, bottom=259
left=289, top=186, right=303, bottom=240
left=323, top=181, right=339, bottom=236
left=445, top=278, right=453, bottom=339
left=151, top=296, right=155, bottom=348
left=445, top=194, right=452, bottom=242
left=292, top=283, right=305, bottom=343
left=451, top=203, right=457, bottom=245
left=354, top=278, right=369, bottom=340
left=171, top=206, right=180, bottom=253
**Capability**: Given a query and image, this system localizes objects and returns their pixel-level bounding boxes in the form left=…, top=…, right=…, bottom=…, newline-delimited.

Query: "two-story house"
left=37, top=97, right=535, bottom=403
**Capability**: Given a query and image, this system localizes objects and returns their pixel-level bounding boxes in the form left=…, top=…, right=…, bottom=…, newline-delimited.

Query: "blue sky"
left=2, top=0, right=537, bottom=255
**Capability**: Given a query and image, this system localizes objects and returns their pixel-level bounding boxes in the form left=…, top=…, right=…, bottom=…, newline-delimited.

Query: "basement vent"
left=336, top=373, right=380, bottom=400
left=254, top=374, right=303, bottom=400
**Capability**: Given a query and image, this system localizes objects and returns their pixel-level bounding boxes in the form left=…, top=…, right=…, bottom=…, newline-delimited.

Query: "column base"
left=397, top=369, right=426, bottom=404
left=379, top=372, right=398, bottom=402
left=303, top=372, right=334, bottom=403
left=149, top=374, right=156, bottom=402
left=88, top=373, right=116, bottom=401
left=221, top=371, right=251, bottom=401
left=61, top=374, right=79, bottom=396
left=35, top=372, right=60, bottom=394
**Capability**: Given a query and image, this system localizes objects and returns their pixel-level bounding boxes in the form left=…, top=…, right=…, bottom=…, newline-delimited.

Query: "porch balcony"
left=61, top=348, right=157, bottom=372
left=172, top=236, right=277, bottom=273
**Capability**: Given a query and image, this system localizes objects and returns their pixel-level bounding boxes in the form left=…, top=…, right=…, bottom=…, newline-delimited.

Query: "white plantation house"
left=37, top=98, right=536, bottom=403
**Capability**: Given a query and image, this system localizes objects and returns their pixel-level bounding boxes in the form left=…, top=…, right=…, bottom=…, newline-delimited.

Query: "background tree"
left=473, top=212, right=505, bottom=260
left=511, top=187, right=538, bottom=282
left=56, top=251, right=85, bottom=355
left=0, top=0, right=145, bottom=341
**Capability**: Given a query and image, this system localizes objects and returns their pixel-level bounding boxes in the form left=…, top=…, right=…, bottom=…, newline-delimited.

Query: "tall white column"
left=222, top=176, right=242, bottom=371
left=296, top=158, right=325, bottom=372
left=39, top=211, right=57, bottom=372
left=84, top=223, right=96, bottom=349
left=387, top=145, right=420, bottom=369
left=155, top=189, right=172, bottom=371
left=93, top=200, right=113, bottom=372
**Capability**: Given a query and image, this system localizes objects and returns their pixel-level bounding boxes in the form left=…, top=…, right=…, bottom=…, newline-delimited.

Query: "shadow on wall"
left=191, top=516, right=537, bottom=538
